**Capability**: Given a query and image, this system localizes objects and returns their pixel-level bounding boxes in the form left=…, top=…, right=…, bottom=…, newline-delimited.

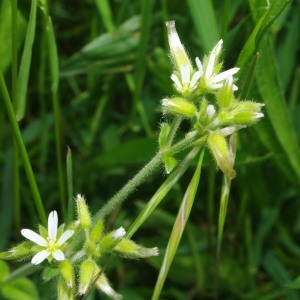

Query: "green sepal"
left=159, top=123, right=171, bottom=149
left=162, top=153, right=177, bottom=174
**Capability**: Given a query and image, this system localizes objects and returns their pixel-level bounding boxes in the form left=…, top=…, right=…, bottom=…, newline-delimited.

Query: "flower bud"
left=166, top=20, right=192, bottom=73
left=218, top=76, right=234, bottom=107
left=162, top=97, right=197, bottom=118
left=90, top=219, right=104, bottom=242
left=57, top=278, right=72, bottom=300
left=207, top=132, right=236, bottom=179
left=78, top=259, right=95, bottom=295
left=4, top=242, right=33, bottom=259
left=94, top=266, right=122, bottom=300
left=219, top=101, right=264, bottom=126
left=76, top=194, right=91, bottom=230
left=113, top=239, right=159, bottom=258
left=59, top=260, right=75, bottom=288
left=100, top=227, right=126, bottom=252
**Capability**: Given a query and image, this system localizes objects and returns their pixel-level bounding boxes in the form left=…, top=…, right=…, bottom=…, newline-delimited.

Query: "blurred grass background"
left=1, top=0, right=300, bottom=299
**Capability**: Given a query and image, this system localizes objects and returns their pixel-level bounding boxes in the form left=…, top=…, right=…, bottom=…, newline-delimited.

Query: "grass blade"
left=15, top=0, right=37, bottom=120
left=152, top=148, right=205, bottom=300
left=187, top=0, right=220, bottom=52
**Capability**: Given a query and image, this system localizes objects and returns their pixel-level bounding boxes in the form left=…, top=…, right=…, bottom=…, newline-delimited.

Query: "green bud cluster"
left=159, top=20, right=264, bottom=177
left=1, top=195, right=159, bottom=300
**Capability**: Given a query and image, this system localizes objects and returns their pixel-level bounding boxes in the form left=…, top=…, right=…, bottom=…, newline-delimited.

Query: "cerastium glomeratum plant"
left=0, top=21, right=263, bottom=300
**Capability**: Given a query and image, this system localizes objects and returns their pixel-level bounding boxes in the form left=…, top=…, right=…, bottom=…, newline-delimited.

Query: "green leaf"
left=255, top=37, right=300, bottom=182
left=2, top=278, right=39, bottom=300
left=0, top=260, right=10, bottom=282
left=152, top=148, right=205, bottom=299
left=237, top=0, right=289, bottom=68
left=187, top=0, right=220, bottom=52
left=15, top=0, right=37, bottom=120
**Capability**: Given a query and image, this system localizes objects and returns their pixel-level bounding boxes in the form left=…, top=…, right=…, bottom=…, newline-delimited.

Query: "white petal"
left=166, top=21, right=184, bottom=52
left=170, top=74, right=182, bottom=89
left=206, top=51, right=216, bottom=77
left=31, top=250, right=50, bottom=264
left=48, top=211, right=58, bottom=241
left=57, top=230, right=74, bottom=246
left=21, top=229, right=47, bottom=246
left=214, top=39, right=223, bottom=56
left=206, top=105, right=216, bottom=118
left=52, top=249, right=65, bottom=261
left=213, top=68, right=239, bottom=83
left=190, top=71, right=201, bottom=88
left=195, top=57, right=203, bottom=75
left=180, top=64, right=190, bottom=85
left=112, top=227, right=126, bottom=239
left=233, top=84, right=238, bottom=91
left=206, top=82, right=223, bottom=90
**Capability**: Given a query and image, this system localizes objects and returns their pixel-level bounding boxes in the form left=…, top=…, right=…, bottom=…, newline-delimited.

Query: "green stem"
left=166, top=116, right=182, bottom=147
left=94, top=153, right=163, bottom=220
left=0, top=73, right=47, bottom=225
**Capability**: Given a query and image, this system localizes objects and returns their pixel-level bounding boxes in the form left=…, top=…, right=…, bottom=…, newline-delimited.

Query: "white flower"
left=166, top=20, right=201, bottom=95
left=21, top=211, right=74, bottom=265
left=196, top=39, right=239, bottom=91
left=171, top=66, right=202, bottom=95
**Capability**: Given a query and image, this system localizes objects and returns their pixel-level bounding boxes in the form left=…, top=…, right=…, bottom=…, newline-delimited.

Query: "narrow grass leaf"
left=237, top=0, right=289, bottom=68
left=127, top=146, right=201, bottom=239
left=152, top=148, right=205, bottom=300
left=15, top=0, right=37, bottom=120
left=217, top=174, right=231, bottom=262
left=46, top=17, right=59, bottom=93
left=256, top=36, right=300, bottom=182
left=187, top=0, right=220, bottom=52
left=0, top=72, right=46, bottom=225
left=66, top=147, right=73, bottom=222
left=94, top=0, right=115, bottom=32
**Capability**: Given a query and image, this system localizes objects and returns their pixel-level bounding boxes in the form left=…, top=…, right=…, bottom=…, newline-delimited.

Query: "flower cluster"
left=161, top=20, right=264, bottom=178
left=1, top=195, right=158, bottom=300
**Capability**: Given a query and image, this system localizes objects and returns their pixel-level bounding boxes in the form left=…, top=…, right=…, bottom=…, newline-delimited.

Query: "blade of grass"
left=132, top=0, right=155, bottom=137
left=66, top=147, right=73, bottom=222
left=216, top=174, right=232, bottom=264
left=15, top=0, right=37, bottom=120
left=237, top=0, right=289, bottom=68
left=0, top=72, right=46, bottom=225
left=152, top=148, right=205, bottom=300
left=45, top=16, right=66, bottom=217
left=127, top=146, right=201, bottom=238
left=94, top=0, right=115, bottom=32
left=187, top=0, right=220, bottom=52
left=256, top=36, right=300, bottom=182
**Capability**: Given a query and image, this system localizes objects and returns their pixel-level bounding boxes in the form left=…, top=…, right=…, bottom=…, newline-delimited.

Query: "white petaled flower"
left=196, top=39, right=239, bottom=91
left=166, top=20, right=202, bottom=95
left=21, top=211, right=74, bottom=265
left=171, top=65, right=202, bottom=95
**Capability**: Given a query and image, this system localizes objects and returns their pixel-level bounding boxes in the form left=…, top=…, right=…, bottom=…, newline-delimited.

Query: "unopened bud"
left=57, top=278, right=74, bottom=300
left=165, top=21, right=192, bottom=73
left=59, top=260, right=75, bottom=288
left=100, top=227, right=126, bottom=252
left=162, top=97, right=197, bottom=118
left=94, top=267, right=122, bottom=300
left=218, top=76, right=234, bottom=107
left=78, top=259, right=95, bottom=295
left=76, top=194, right=91, bottom=230
left=90, top=219, right=104, bottom=242
left=207, top=132, right=236, bottom=179
left=113, top=239, right=159, bottom=258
